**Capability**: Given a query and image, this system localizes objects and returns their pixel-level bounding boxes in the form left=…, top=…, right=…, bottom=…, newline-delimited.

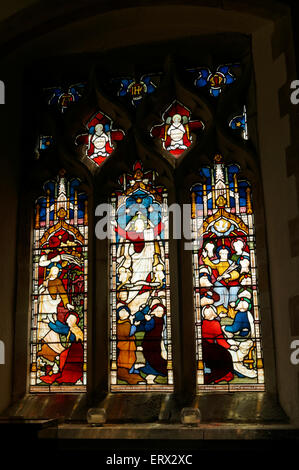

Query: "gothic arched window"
left=191, top=155, right=264, bottom=390
left=30, top=171, right=88, bottom=392
left=18, top=31, right=274, bottom=411
left=109, top=161, right=173, bottom=391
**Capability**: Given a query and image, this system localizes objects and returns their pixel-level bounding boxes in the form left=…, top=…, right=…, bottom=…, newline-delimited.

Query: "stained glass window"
left=109, top=161, right=173, bottom=391
left=76, top=111, right=125, bottom=167
left=150, top=100, right=204, bottom=158
left=39, top=136, right=54, bottom=150
left=30, top=170, right=88, bottom=392
left=191, top=155, right=264, bottom=391
left=229, top=106, right=249, bottom=140
left=116, top=75, right=158, bottom=107
left=190, top=64, right=238, bottom=97
left=45, top=83, right=86, bottom=113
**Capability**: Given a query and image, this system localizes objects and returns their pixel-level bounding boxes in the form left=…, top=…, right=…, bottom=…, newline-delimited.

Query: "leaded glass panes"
left=76, top=110, right=125, bottom=167
left=229, top=106, right=249, bottom=140
left=45, top=83, right=86, bottom=113
left=30, top=170, right=88, bottom=392
left=190, top=64, right=238, bottom=97
left=116, top=75, right=157, bottom=107
left=150, top=100, right=204, bottom=158
left=109, top=161, right=173, bottom=391
left=191, top=155, right=264, bottom=391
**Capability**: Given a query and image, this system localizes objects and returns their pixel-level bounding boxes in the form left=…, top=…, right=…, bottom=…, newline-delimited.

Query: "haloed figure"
left=202, top=245, right=240, bottom=314
left=238, top=255, right=252, bottom=285
left=167, top=113, right=188, bottom=151
left=37, top=265, right=74, bottom=363
left=39, top=311, right=84, bottom=385
left=231, top=238, right=247, bottom=262
left=91, top=123, right=110, bottom=158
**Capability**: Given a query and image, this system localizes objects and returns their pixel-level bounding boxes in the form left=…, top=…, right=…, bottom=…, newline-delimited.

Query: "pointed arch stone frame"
left=7, top=2, right=296, bottom=424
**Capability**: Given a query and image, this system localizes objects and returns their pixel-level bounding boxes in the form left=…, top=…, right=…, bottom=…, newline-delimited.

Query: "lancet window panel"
left=109, top=161, right=173, bottom=392
left=191, top=155, right=264, bottom=391
left=30, top=171, right=88, bottom=392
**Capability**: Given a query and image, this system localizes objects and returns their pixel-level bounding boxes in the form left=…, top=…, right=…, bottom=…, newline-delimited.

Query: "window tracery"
left=27, top=36, right=267, bottom=397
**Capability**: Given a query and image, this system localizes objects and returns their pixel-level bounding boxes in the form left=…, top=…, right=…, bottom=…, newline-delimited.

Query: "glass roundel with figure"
left=109, top=161, right=173, bottom=392
left=191, top=154, right=264, bottom=391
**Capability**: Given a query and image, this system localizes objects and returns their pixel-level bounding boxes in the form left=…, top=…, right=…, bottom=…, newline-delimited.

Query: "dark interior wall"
left=0, top=0, right=299, bottom=422
left=0, top=54, right=24, bottom=412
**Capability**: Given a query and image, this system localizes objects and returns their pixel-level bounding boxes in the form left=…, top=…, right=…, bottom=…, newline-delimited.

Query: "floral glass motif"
left=45, top=83, right=86, bottom=113
left=150, top=101, right=204, bottom=157
left=229, top=105, right=249, bottom=140
left=30, top=170, right=88, bottom=392
left=192, top=65, right=237, bottom=97
left=116, top=75, right=157, bottom=107
left=110, top=161, right=173, bottom=391
left=76, top=111, right=125, bottom=167
left=191, top=155, right=264, bottom=391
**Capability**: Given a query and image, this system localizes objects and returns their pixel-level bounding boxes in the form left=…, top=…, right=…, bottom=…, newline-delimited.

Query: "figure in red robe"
left=201, top=305, right=234, bottom=384
left=76, top=111, right=125, bottom=166
left=151, top=101, right=204, bottom=157
left=39, top=311, right=84, bottom=385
